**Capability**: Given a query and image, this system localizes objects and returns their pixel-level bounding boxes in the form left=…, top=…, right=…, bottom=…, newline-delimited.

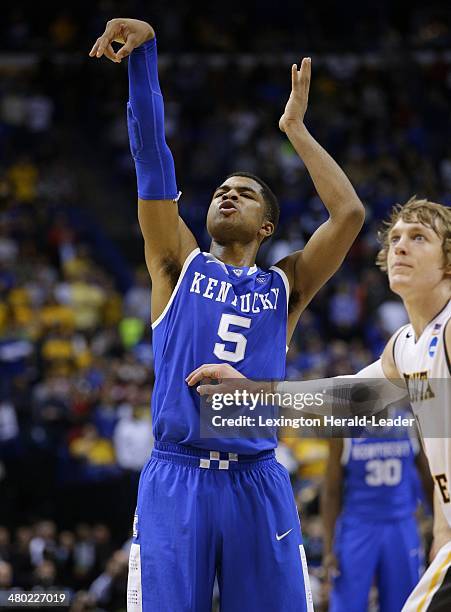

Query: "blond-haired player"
left=188, top=197, right=451, bottom=610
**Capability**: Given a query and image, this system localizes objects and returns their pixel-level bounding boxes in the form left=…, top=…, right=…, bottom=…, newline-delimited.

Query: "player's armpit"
left=138, top=199, right=197, bottom=274
left=139, top=199, right=198, bottom=324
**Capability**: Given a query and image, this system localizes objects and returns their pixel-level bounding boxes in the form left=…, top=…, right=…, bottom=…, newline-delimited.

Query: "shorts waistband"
left=152, top=441, right=275, bottom=470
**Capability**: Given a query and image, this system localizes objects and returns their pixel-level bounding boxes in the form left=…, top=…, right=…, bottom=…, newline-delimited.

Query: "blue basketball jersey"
left=151, top=249, right=289, bottom=454
left=341, top=433, right=419, bottom=520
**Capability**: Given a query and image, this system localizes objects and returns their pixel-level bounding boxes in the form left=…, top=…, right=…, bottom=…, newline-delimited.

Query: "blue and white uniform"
left=128, top=249, right=313, bottom=612
left=330, top=432, right=423, bottom=612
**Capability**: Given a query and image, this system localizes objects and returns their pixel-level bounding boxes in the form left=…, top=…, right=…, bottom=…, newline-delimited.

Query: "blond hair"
left=376, top=197, right=451, bottom=272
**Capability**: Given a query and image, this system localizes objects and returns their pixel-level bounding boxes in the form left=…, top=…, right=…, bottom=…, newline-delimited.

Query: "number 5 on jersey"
left=214, top=314, right=251, bottom=363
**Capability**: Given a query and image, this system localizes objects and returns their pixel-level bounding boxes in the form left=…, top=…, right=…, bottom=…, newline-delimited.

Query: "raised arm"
left=276, top=59, right=365, bottom=341
left=90, top=19, right=197, bottom=322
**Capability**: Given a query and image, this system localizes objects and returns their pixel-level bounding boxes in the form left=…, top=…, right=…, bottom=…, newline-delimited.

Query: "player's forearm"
left=273, top=365, right=407, bottom=417
left=198, top=360, right=407, bottom=417
left=321, top=490, right=341, bottom=555
left=284, top=122, right=364, bottom=220
left=127, top=36, right=179, bottom=201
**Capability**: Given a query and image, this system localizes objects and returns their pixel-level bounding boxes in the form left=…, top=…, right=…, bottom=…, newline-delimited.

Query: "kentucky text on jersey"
left=350, top=440, right=413, bottom=461
left=151, top=249, right=289, bottom=454
left=189, top=272, right=280, bottom=313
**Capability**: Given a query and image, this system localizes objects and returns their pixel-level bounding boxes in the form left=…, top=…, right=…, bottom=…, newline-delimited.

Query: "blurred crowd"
left=0, top=520, right=130, bottom=611
left=0, top=2, right=450, bottom=610
left=1, top=1, right=450, bottom=54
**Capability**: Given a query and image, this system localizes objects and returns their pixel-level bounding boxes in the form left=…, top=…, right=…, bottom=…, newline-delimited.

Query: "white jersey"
left=393, top=299, right=451, bottom=527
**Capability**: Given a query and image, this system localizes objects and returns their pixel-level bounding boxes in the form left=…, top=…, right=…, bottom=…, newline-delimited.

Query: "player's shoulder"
left=268, top=263, right=290, bottom=291
left=445, top=306, right=451, bottom=341
left=387, top=324, right=411, bottom=351
left=382, top=325, right=410, bottom=378
left=445, top=313, right=451, bottom=368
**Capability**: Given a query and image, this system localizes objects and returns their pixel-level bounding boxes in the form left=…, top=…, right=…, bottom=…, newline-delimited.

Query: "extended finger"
left=186, top=364, right=209, bottom=384
left=300, top=57, right=311, bottom=94
left=91, top=21, right=123, bottom=58
left=89, top=38, right=102, bottom=57
left=186, top=365, right=222, bottom=385
left=93, top=34, right=113, bottom=58
left=186, top=364, right=211, bottom=384
left=103, top=44, right=119, bottom=63
left=197, top=383, right=228, bottom=396
left=291, top=63, right=298, bottom=90
left=116, top=36, right=138, bottom=61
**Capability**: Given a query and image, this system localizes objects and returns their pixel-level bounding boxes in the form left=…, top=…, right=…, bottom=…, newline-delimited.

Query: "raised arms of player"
left=276, top=59, right=365, bottom=341
left=89, top=19, right=197, bottom=323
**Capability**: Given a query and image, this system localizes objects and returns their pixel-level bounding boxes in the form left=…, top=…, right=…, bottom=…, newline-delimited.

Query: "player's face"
left=206, top=176, right=272, bottom=244
left=387, top=219, right=449, bottom=297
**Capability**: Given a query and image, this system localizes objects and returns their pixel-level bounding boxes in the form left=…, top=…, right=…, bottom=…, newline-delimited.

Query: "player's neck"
left=209, top=241, right=258, bottom=267
left=403, top=286, right=450, bottom=338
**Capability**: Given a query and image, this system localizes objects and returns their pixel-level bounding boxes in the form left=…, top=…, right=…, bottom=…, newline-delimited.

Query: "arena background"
left=0, top=1, right=450, bottom=610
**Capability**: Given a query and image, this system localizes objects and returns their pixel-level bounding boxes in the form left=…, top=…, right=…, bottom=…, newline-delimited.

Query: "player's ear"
left=259, top=220, right=274, bottom=241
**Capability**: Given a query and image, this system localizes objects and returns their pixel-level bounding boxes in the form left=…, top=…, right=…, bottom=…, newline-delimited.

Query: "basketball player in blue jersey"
left=322, top=429, right=432, bottom=612
left=89, top=18, right=365, bottom=612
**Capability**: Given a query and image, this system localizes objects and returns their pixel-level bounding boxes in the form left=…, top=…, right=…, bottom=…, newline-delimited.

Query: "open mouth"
left=219, top=200, right=237, bottom=210
left=219, top=200, right=238, bottom=215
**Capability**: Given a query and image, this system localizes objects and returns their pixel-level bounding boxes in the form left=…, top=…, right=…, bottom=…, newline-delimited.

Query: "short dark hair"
left=225, top=171, right=280, bottom=236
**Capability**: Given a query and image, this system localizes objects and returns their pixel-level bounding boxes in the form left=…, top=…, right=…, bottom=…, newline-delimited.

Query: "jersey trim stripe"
left=392, top=324, right=409, bottom=371
left=428, top=564, right=451, bottom=611
left=425, top=299, right=451, bottom=331
left=270, top=266, right=290, bottom=315
left=341, top=438, right=351, bottom=466
left=443, top=318, right=451, bottom=377
left=299, top=544, right=314, bottom=612
left=151, top=248, right=201, bottom=330
left=417, top=551, right=451, bottom=612
left=201, top=251, right=228, bottom=273
left=127, top=543, right=143, bottom=611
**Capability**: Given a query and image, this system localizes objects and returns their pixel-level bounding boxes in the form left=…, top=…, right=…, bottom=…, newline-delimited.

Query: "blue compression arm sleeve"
left=127, top=38, right=179, bottom=200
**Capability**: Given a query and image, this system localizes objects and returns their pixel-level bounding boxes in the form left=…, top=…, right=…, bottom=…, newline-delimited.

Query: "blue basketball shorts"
left=330, top=515, right=422, bottom=612
left=127, top=441, right=313, bottom=612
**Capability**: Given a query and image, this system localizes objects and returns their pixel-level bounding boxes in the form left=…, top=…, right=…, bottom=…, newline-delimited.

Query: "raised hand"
left=279, top=58, right=311, bottom=133
left=185, top=363, right=248, bottom=399
left=89, top=18, right=155, bottom=63
left=185, top=363, right=270, bottom=403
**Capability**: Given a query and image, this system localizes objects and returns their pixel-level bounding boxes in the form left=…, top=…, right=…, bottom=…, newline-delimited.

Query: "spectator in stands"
left=0, top=560, right=13, bottom=589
